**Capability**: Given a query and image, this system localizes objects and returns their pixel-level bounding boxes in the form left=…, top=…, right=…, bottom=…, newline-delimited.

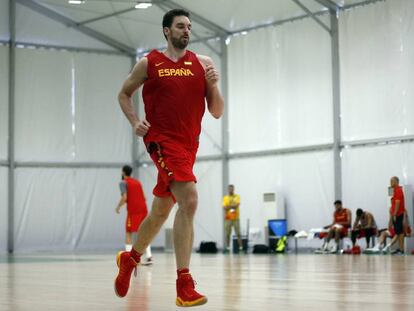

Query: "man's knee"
left=177, top=191, right=198, bottom=215
left=151, top=198, right=174, bottom=222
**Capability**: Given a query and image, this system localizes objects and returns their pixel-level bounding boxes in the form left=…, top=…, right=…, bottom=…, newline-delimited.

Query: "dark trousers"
left=351, top=228, right=376, bottom=246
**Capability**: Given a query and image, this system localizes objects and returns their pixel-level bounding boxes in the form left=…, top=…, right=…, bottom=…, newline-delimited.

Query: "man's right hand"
left=134, top=119, right=151, bottom=137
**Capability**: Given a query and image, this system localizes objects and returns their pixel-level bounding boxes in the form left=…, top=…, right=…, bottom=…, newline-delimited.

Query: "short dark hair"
left=356, top=208, right=363, bottom=217
left=162, top=9, right=190, bottom=40
left=334, top=200, right=342, bottom=205
left=122, top=165, right=133, bottom=177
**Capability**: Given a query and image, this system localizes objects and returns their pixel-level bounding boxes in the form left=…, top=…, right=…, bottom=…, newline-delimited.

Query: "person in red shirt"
left=321, top=200, right=352, bottom=253
left=115, top=165, right=152, bottom=264
left=114, top=9, right=224, bottom=307
left=386, top=176, right=406, bottom=254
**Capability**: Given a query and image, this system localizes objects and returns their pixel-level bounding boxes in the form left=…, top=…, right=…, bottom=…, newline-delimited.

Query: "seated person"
left=351, top=209, right=377, bottom=248
left=366, top=209, right=411, bottom=254
left=318, top=200, right=352, bottom=253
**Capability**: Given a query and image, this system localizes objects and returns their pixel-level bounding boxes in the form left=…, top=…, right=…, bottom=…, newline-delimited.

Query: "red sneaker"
left=176, top=273, right=207, bottom=307
left=114, top=251, right=139, bottom=298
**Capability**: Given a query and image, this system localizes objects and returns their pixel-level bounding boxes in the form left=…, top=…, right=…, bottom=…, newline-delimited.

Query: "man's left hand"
left=205, top=65, right=219, bottom=87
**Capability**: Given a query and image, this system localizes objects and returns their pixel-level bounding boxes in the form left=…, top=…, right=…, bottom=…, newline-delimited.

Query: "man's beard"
left=171, top=36, right=189, bottom=49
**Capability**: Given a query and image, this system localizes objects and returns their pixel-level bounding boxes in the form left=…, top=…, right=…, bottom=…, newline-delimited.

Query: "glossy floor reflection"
left=0, top=253, right=413, bottom=310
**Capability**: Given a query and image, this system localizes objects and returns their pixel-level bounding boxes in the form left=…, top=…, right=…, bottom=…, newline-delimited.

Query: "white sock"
left=125, top=244, right=132, bottom=252
left=145, top=246, right=152, bottom=259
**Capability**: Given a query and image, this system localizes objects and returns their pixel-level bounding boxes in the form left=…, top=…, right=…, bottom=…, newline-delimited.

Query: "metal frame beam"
left=292, top=0, right=331, bottom=33
left=8, top=0, right=16, bottom=254
left=16, top=0, right=136, bottom=56
left=77, top=6, right=136, bottom=26
left=341, top=135, right=414, bottom=148
left=314, top=0, right=340, bottom=12
left=12, top=41, right=126, bottom=56
left=13, top=162, right=127, bottom=169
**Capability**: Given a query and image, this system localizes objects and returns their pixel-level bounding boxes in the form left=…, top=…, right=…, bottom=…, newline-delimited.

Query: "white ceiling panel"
left=7, top=0, right=381, bottom=53
left=174, top=0, right=326, bottom=32
left=16, top=2, right=117, bottom=51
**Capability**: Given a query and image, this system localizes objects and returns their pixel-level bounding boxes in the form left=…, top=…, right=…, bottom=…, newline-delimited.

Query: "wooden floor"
left=0, top=252, right=413, bottom=310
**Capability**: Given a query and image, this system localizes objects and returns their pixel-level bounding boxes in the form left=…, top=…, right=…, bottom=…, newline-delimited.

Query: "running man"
left=115, top=9, right=224, bottom=307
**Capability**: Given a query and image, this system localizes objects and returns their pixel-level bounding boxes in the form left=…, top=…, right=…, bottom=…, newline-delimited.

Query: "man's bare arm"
left=197, top=55, right=224, bottom=119
left=116, top=193, right=127, bottom=214
left=118, top=57, right=151, bottom=136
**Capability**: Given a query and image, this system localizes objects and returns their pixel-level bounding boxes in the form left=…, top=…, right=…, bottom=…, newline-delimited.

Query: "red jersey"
left=142, top=50, right=206, bottom=148
left=391, top=186, right=405, bottom=216
left=334, top=208, right=350, bottom=226
left=124, top=177, right=147, bottom=215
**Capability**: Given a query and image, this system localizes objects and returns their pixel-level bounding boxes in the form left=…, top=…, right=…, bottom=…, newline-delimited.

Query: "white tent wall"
left=73, top=53, right=132, bottom=162
left=340, top=0, right=414, bottom=141
left=14, top=48, right=132, bottom=162
left=15, top=48, right=73, bottom=161
left=14, top=168, right=125, bottom=252
left=229, top=151, right=334, bottom=242
left=342, top=143, right=414, bottom=229
left=0, top=168, right=7, bottom=254
left=228, top=16, right=333, bottom=153
left=0, top=46, right=8, bottom=160
left=10, top=46, right=132, bottom=252
left=0, top=1, right=9, bottom=41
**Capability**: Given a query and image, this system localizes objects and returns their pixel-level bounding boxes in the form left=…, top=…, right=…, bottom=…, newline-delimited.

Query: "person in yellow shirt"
left=222, top=184, right=242, bottom=252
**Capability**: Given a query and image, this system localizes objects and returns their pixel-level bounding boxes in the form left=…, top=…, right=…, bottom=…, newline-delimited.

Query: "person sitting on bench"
left=351, top=209, right=377, bottom=248
left=319, top=200, right=352, bottom=253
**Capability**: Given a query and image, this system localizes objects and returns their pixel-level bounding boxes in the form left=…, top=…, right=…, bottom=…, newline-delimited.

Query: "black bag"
left=252, top=244, right=269, bottom=254
left=198, top=241, right=218, bottom=253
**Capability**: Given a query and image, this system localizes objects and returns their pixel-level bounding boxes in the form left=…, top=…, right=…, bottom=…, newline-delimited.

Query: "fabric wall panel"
left=15, top=49, right=73, bottom=161
left=228, top=17, right=333, bottom=153
left=340, top=0, right=414, bottom=141
left=73, top=53, right=132, bottom=162
left=0, top=168, right=7, bottom=253
left=0, top=46, right=8, bottom=160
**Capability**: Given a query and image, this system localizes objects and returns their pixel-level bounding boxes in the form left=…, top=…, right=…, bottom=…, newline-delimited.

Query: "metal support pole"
left=329, top=10, right=342, bottom=201
left=8, top=0, right=16, bottom=254
left=220, top=38, right=229, bottom=249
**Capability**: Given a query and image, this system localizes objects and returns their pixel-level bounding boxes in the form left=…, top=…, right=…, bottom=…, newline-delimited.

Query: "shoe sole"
left=176, top=296, right=208, bottom=307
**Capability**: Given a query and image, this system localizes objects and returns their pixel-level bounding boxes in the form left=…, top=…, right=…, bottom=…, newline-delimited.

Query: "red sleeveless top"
left=124, top=177, right=147, bottom=215
left=334, top=208, right=350, bottom=226
left=142, top=50, right=206, bottom=148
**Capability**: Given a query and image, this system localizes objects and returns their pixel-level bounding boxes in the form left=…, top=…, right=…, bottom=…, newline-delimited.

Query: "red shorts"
left=126, top=213, right=146, bottom=233
left=147, top=140, right=198, bottom=199
left=319, top=226, right=350, bottom=239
